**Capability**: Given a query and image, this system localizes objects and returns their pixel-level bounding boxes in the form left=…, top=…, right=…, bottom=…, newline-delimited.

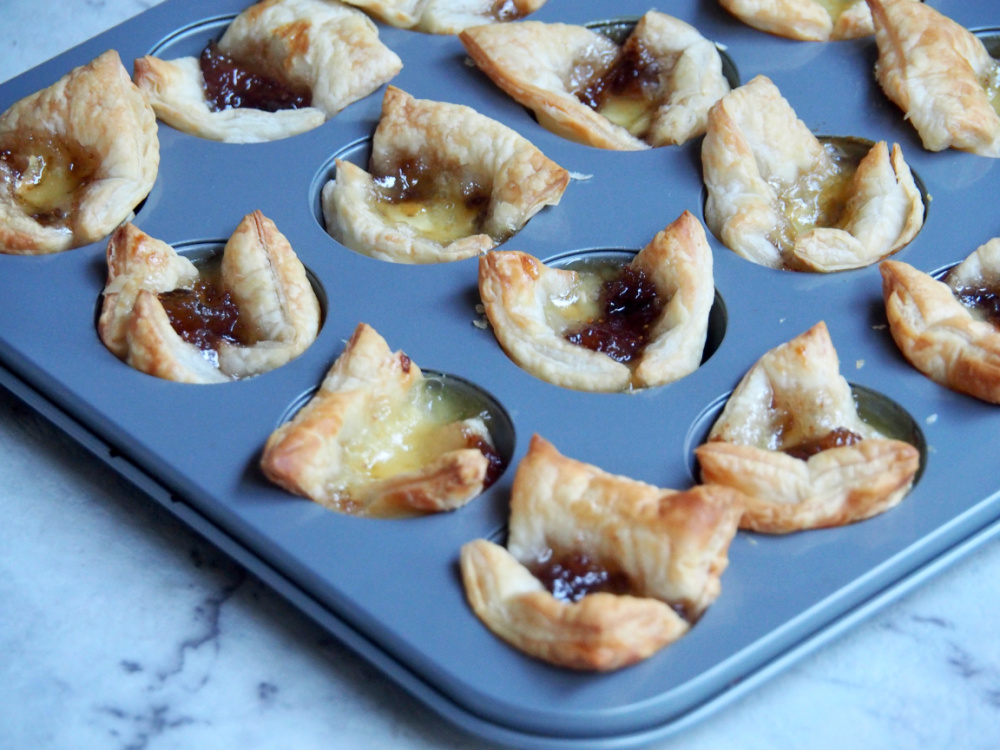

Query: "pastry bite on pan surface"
left=98, top=212, right=320, bottom=383
left=459, top=11, right=730, bottom=150
left=718, top=0, right=915, bottom=42
left=341, top=0, right=546, bottom=34
left=695, top=322, right=920, bottom=534
left=133, top=0, right=402, bottom=143
left=322, top=86, right=569, bottom=264
left=701, top=75, right=923, bottom=272
left=0, top=50, right=158, bottom=255
left=882, top=242, right=1000, bottom=404
left=478, top=210, right=715, bottom=392
left=260, top=323, right=504, bottom=518
left=868, top=0, right=1000, bottom=157
left=460, top=435, right=744, bottom=671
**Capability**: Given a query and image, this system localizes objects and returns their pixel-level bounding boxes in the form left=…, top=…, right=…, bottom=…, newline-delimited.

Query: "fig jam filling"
left=491, top=0, right=527, bottom=22
left=158, top=260, right=252, bottom=353
left=199, top=41, right=311, bottom=113
left=373, top=158, right=490, bottom=244
left=953, top=285, right=1000, bottom=327
left=575, top=36, right=661, bottom=137
left=563, top=265, right=665, bottom=364
left=529, top=550, right=631, bottom=603
left=783, top=427, right=864, bottom=460
left=0, top=133, right=98, bottom=224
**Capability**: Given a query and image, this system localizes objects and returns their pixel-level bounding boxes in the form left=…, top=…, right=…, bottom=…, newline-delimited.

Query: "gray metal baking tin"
left=2, top=0, right=1000, bottom=746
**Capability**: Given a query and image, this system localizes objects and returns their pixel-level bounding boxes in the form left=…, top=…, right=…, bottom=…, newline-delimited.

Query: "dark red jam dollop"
left=159, top=278, right=248, bottom=352
left=529, top=551, right=631, bottom=603
left=491, top=0, right=526, bottom=22
left=783, top=427, right=864, bottom=461
left=565, top=265, right=665, bottom=363
left=954, top=285, right=1000, bottom=327
left=375, top=157, right=489, bottom=211
left=464, top=432, right=506, bottom=488
left=199, top=42, right=311, bottom=113
left=575, top=37, right=660, bottom=114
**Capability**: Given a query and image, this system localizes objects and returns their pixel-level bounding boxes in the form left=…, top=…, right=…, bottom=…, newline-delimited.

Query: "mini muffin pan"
left=3, top=1, right=1000, bottom=747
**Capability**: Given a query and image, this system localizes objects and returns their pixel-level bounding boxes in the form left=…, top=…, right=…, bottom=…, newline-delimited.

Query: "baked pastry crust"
left=701, top=75, right=923, bottom=272
left=868, top=0, right=1000, bottom=157
left=718, top=0, right=888, bottom=41
left=133, top=0, right=402, bottom=143
left=98, top=211, right=320, bottom=383
left=260, top=322, right=495, bottom=517
left=342, top=0, right=546, bottom=34
left=881, top=249, right=1000, bottom=403
left=459, top=11, right=730, bottom=150
left=322, top=86, right=569, bottom=264
left=0, top=50, right=158, bottom=255
left=460, top=434, right=743, bottom=670
left=695, top=322, right=920, bottom=533
left=478, top=210, right=715, bottom=392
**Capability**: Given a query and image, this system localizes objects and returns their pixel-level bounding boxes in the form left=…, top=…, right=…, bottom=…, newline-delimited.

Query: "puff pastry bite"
left=479, top=210, right=714, bottom=392
left=133, top=0, right=402, bottom=143
left=702, top=75, right=923, bottom=272
left=342, top=0, right=546, bottom=34
left=868, top=0, right=1000, bottom=157
left=881, top=245, right=1000, bottom=403
left=98, top=211, right=320, bottom=383
left=461, top=435, right=743, bottom=671
left=718, top=0, right=906, bottom=42
left=695, top=322, right=920, bottom=533
left=322, top=86, right=569, bottom=264
left=260, top=322, right=504, bottom=517
left=0, top=50, right=158, bottom=255
left=459, top=11, right=731, bottom=150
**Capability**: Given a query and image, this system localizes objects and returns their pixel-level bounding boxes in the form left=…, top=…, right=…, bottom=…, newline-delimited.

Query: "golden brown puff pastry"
left=460, top=434, right=744, bottom=671
left=881, top=248, right=1000, bottom=403
left=478, top=210, right=715, bottom=392
left=322, top=86, right=569, bottom=264
left=718, top=0, right=913, bottom=42
left=0, top=50, right=158, bottom=255
left=868, top=0, right=1000, bottom=157
left=98, top=212, right=320, bottom=383
left=342, top=0, right=546, bottom=34
left=694, top=322, right=920, bottom=533
left=459, top=11, right=731, bottom=150
left=701, top=75, right=923, bottom=272
left=133, top=0, right=402, bottom=143
left=260, top=322, right=499, bottom=517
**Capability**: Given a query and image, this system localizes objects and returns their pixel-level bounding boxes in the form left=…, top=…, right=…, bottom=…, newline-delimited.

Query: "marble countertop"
left=2, top=2, right=1000, bottom=748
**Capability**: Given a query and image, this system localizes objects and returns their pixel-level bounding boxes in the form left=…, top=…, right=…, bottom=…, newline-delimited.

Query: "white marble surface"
left=2, top=2, right=1000, bottom=748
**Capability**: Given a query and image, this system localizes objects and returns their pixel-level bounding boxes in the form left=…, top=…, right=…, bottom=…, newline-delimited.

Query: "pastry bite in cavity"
left=341, top=0, right=546, bottom=34
left=260, top=322, right=505, bottom=518
left=695, top=322, right=920, bottom=534
left=881, top=242, right=1000, bottom=403
left=460, top=435, right=744, bottom=671
left=0, top=50, right=158, bottom=255
left=718, top=0, right=910, bottom=42
left=133, top=0, right=402, bottom=143
left=478, top=211, right=714, bottom=392
left=702, top=75, right=923, bottom=272
left=868, top=0, right=1000, bottom=157
left=459, top=11, right=731, bottom=150
left=98, top=212, right=320, bottom=383
left=322, top=86, right=569, bottom=264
